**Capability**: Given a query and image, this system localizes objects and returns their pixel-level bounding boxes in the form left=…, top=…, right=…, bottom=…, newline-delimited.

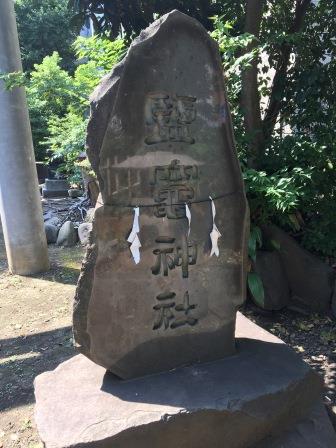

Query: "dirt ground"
left=0, top=232, right=335, bottom=447
left=0, top=233, right=84, bottom=448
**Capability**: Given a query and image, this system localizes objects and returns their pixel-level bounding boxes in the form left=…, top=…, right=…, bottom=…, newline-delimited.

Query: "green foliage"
left=248, top=225, right=262, bottom=263
left=247, top=272, right=265, bottom=309
left=247, top=225, right=265, bottom=308
left=211, top=18, right=257, bottom=69
left=45, top=36, right=126, bottom=176
left=28, top=53, right=75, bottom=115
left=0, top=71, right=27, bottom=89
left=1, top=36, right=126, bottom=167
left=25, top=52, right=76, bottom=160
left=71, top=36, right=126, bottom=103
left=211, top=8, right=336, bottom=257
left=36, top=36, right=125, bottom=173
left=15, top=0, right=79, bottom=72
left=45, top=112, right=88, bottom=183
left=263, top=135, right=336, bottom=256
left=210, top=17, right=261, bottom=162
left=243, top=166, right=310, bottom=227
left=73, top=36, right=126, bottom=71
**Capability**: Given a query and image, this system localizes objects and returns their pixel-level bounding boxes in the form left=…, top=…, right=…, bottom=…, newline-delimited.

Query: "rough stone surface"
left=73, top=201, right=102, bottom=354
left=73, top=9, right=249, bottom=379
left=44, top=223, right=58, bottom=244
left=68, top=188, right=83, bottom=198
left=56, top=221, right=78, bottom=247
left=44, top=216, right=61, bottom=228
left=42, top=179, right=70, bottom=198
left=263, top=225, right=335, bottom=313
left=78, top=222, right=92, bottom=245
left=44, top=179, right=69, bottom=191
left=42, top=190, right=69, bottom=198
left=254, top=250, right=290, bottom=310
left=255, top=403, right=336, bottom=448
left=35, top=314, right=333, bottom=448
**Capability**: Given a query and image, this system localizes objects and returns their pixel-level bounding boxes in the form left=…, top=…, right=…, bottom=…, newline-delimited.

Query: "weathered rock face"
left=56, top=221, right=78, bottom=247
left=42, top=179, right=69, bottom=198
left=73, top=10, right=248, bottom=379
left=44, top=223, right=58, bottom=244
left=254, top=250, right=290, bottom=311
left=262, top=225, right=335, bottom=313
left=78, top=222, right=92, bottom=246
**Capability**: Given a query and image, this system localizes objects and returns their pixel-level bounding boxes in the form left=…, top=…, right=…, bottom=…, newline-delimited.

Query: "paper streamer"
left=127, top=207, right=141, bottom=264
left=209, top=196, right=221, bottom=257
left=185, top=203, right=191, bottom=236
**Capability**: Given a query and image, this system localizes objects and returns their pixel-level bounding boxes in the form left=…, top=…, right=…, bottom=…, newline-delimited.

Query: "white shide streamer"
left=209, top=196, right=221, bottom=257
left=127, top=207, right=141, bottom=264
left=185, top=203, right=191, bottom=236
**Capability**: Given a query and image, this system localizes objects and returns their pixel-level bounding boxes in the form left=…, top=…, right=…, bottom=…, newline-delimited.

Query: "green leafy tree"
left=43, top=36, right=126, bottom=177
left=73, top=35, right=126, bottom=71
left=15, top=0, right=80, bottom=72
left=0, top=36, right=126, bottom=163
left=45, top=111, right=89, bottom=183
left=209, top=1, right=336, bottom=258
left=25, top=52, right=76, bottom=160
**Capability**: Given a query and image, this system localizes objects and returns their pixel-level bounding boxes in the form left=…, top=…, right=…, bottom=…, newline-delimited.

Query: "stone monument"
left=34, top=10, right=336, bottom=448
left=73, top=7, right=248, bottom=379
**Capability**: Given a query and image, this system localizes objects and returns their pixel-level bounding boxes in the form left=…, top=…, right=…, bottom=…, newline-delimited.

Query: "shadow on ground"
left=0, top=226, right=84, bottom=286
left=40, top=245, right=84, bottom=285
left=0, top=326, right=75, bottom=412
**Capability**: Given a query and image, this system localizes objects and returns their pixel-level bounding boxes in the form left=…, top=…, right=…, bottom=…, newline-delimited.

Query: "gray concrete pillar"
left=0, top=0, right=49, bottom=275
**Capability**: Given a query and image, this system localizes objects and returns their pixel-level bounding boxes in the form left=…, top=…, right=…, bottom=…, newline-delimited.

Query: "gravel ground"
left=241, top=302, right=336, bottom=426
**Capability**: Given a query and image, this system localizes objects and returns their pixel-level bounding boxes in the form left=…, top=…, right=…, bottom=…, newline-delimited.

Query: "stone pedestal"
left=34, top=314, right=336, bottom=448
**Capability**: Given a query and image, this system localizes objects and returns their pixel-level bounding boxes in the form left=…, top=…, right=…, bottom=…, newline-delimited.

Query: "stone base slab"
left=34, top=314, right=336, bottom=448
left=255, top=402, right=336, bottom=447
left=42, top=189, right=69, bottom=198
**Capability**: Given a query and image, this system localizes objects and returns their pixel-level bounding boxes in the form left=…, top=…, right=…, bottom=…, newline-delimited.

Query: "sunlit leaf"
left=248, top=272, right=265, bottom=308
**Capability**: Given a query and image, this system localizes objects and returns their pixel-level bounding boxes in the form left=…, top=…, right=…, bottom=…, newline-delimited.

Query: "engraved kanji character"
left=151, top=235, right=197, bottom=278
left=174, top=235, right=197, bottom=278
left=153, top=292, right=176, bottom=330
left=154, top=185, right=194, bottom=219
left=145, top=93, right=196, bottom=144
left=171, top=291, right=198, bottom=328
left=175, top=95, right=196, bottom=143
left=177, top=96, right=196, bottom=124
left=145, top=93, right=172, bottom=144
left=183, top=165, right=198, bottom=180
left=151, top=237, right=176, bottom=276
left=151, top=160, right=183, bottom=185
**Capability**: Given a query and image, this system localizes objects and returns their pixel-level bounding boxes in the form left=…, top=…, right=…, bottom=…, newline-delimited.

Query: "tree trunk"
left=262, top=0, right=312, bottom=143
left=241, top=0, right=264, bottom=168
